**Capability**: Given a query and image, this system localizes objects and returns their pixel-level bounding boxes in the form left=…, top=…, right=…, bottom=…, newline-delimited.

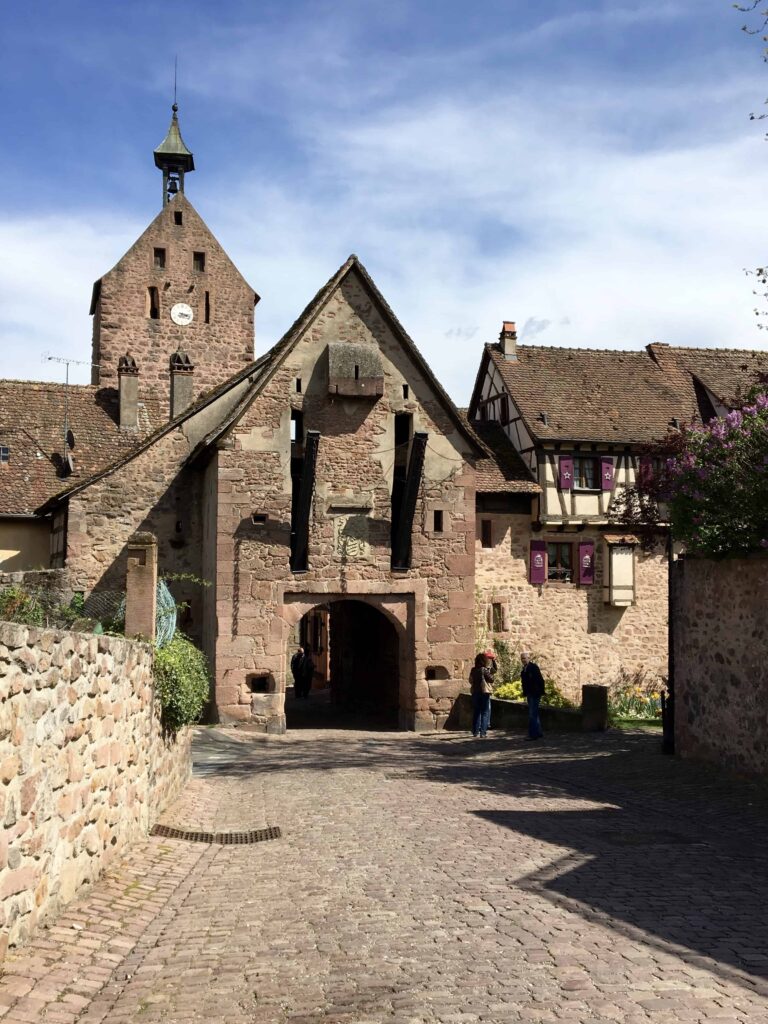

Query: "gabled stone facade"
left=90, top=193, right=258, bottom=412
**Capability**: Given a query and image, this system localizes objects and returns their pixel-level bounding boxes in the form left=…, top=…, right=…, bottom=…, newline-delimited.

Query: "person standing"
left=290, top=645, right=314, bottom=699
left=521, top=651, right=545, bottom=740
left=469, top=652, right=496, bottom=738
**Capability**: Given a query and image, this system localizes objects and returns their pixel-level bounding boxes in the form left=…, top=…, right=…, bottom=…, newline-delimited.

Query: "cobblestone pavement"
left=2, top=725, right=768, bottom=1023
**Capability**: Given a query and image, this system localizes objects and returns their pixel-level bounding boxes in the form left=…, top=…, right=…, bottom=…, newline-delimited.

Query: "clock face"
left=170, top=302, right=194, bottom=326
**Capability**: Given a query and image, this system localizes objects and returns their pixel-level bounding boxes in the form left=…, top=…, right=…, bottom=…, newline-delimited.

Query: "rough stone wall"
left=212, top=270, right=477, bottom=730
left=91, top=194, right=255, bottom=412
left=475, top=513, right=668, bottom=697
left=66, top=431, right=205, bottom=636
left=673, top=556, right=768, bottom=774
left=0, top=622, right=191, bottom=961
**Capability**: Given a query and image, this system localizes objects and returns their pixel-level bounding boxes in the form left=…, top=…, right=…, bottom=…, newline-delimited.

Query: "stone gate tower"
left=90, top=105, right=259, bottom=417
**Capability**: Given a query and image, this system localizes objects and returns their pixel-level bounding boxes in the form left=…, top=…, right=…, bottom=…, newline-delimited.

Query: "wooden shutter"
left=578, top=541, right=595, bottom=585
left=558, top=456, right=574, bottom=490
left=601, top=456, right=615, bottom=491
left=530, top=540, right=547, bottom=584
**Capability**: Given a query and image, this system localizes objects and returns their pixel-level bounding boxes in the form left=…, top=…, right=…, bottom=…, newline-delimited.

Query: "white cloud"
left=2, top=6, right=767, bottom=401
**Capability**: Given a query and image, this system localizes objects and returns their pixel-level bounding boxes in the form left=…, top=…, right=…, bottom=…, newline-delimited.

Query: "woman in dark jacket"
left=469, top=652, right=496, bottom=738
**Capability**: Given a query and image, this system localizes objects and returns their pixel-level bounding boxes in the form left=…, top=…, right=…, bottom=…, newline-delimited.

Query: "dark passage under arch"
left=286, top=599, right=400, bottom=730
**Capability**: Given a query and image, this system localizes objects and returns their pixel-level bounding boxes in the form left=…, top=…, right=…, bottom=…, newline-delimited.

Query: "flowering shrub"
left=608, top=687, right=662, bottom=720
left=493, top=678, right=575, bottom=708
left=606, top=669, right=664, bottom=721
left=612, top=390, right=768, bottom=558
left=660, top=393, right=768, bottom=557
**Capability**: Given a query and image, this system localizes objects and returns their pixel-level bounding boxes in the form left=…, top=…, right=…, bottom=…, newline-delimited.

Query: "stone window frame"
left=486, top=600, right=509, bottom=633
left=423, top=500, right=452, bottom=537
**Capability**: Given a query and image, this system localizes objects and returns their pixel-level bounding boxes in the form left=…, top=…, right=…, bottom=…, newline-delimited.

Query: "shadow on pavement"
left=190, top=724, right=768, bottom=989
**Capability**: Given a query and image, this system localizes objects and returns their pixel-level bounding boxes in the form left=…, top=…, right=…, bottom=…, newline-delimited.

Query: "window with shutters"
left=573, top=456, right=600, bottom=491
left=547, top=542, right=573, bottom=583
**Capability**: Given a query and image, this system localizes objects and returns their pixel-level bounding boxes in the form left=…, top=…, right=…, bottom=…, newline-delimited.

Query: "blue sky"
left=1, top=1, right=766, bottom=399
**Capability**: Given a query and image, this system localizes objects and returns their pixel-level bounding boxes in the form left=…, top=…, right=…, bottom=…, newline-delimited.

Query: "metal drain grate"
left=151, top=824, right=281, bottom=845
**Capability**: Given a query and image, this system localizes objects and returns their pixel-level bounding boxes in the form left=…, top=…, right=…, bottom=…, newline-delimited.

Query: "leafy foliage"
left=491, top=638, right=522, bottom=685
left=0, top=586, right=91, bottom=629
left=153, top=632, right=211, bottom=732
left=0, top=585, right=47, bottom=626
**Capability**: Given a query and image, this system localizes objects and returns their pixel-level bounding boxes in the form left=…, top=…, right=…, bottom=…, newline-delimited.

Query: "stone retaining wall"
left=673, top=555, right=768, bottom=774
left=0, top=622, right=192, bottom=961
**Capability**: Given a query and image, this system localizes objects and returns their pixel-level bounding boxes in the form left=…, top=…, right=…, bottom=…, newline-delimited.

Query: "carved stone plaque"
left=334, top=514, right=370, bottom=562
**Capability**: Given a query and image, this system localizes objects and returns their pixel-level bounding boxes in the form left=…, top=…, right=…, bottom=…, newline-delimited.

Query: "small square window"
left=174, top=211, right=183, bottom=226
left=433, top=509, right=444, bottom=533
left=193, top=251, right=206, bottom=272
left=153, top=247, right=166, bottom=270
left=481, top=519, right=493, bottom=548
left=0, top=446, right=9, bottom=463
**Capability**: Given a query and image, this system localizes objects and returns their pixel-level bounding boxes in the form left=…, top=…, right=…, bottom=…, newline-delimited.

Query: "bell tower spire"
left=153, top=101, right=195, bottom=207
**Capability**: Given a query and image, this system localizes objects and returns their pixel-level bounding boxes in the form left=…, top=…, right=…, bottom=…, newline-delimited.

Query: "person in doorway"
left=520, top=651, right=545, bottom=740
left=469, top=652, right=496, bottom=738
left=290, top=646, right=315, bottom=699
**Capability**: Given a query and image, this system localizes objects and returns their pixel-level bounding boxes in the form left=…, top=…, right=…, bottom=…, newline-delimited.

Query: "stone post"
left=125, top=532, right=157, bottom=641
left=117, top=353, right=139, bottom=430
left=581, top=684, right=608, bottom=731
left=169, top=348, right=195, bottom=419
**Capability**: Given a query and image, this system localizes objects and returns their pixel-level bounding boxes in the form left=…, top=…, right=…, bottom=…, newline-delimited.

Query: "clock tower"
left=90, top=106, right=258, bottom=421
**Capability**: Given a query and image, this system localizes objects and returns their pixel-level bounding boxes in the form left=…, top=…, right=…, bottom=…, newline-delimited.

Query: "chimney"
left=170, top=348, right=195, bottom=418
left=499, top=321, right=517, bottom=360
left=117, top=353, right=139, bottom=430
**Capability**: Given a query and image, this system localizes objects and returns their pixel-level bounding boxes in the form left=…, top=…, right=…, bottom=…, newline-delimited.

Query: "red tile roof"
left=483, top=342, right=768, bottom=444
left=460, top=416, right=540, bottom=494
left=0, top=381, right=160, bottom=516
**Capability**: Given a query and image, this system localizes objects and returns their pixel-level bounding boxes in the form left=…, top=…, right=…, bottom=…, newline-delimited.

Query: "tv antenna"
left=42, top=353, right=100, bottom=469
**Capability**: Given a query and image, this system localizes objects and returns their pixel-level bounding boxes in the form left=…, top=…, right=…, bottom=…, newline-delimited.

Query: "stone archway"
left=279, top=589, right=420, bottom=730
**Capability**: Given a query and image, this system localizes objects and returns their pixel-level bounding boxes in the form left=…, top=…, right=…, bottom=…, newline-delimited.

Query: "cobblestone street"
left=1, top=726, right=768, bottom=1024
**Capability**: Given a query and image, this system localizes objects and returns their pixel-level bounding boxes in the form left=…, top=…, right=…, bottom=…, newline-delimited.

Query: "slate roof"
left=462, top=418, right=540, bottom=494
left=476, top=341, right=768, bottom=445
left=0, top=382, right=161, bottom=517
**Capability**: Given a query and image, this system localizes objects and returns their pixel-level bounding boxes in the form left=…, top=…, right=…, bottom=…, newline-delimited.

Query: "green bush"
left=491, top=638, right=522, bottom=684
left=153, top=633, right=211, bottom=732
left=493, top=677, right=575, bottom=708
left=0, top=585, right=47, bottom=626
